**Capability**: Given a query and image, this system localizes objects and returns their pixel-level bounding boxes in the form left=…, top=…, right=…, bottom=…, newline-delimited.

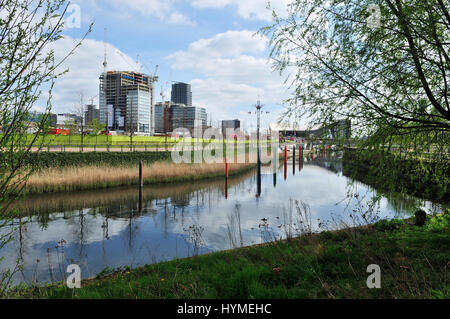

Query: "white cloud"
left=168, top=12, right=197, bottom=26
left=167, top=30, right=289, bottom=125
left=106, top=0, right=195, bottom=25
left=191, top=0, right=292, bottom=21
left=37, top=36, right=141, bottom=113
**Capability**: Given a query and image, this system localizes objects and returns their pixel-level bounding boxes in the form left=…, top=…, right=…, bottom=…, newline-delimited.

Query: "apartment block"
left=85, top=104, right=100, bottom=125
left=99, top=71, right=157, bottom=134
left=171, top=82, right=192, bottom=107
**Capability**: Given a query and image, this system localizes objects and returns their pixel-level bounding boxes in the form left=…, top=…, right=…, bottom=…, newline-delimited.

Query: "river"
left=0, top=155, right=446, bottom=286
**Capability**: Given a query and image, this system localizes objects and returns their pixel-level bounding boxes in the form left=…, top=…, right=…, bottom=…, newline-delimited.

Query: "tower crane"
left=88, top=94, right=99, bottom=105
left=136, top=54, right=159, bottom=80
left=116, top=50, right=138, bottom=72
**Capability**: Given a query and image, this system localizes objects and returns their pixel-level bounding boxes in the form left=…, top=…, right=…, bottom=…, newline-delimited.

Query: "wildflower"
left=273, top=267, right=282, bottom=273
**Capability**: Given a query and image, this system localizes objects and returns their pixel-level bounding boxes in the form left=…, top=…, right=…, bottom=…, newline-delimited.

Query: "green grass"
left=23, top=151, right=172, bottom=169
left=17, top=213, right=450, bottom=299
left=19, top=134, right=260, bottom=146
left=343, top=149, right=450, bottom=202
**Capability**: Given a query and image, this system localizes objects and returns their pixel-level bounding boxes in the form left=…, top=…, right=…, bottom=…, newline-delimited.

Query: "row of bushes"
left=22, top=151, right=172, bottom=169
left=342, top=149, right=450, bottom=202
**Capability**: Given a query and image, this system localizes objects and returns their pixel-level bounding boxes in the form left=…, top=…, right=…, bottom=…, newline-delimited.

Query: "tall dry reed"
left=22, top=162, right=254, bottom=194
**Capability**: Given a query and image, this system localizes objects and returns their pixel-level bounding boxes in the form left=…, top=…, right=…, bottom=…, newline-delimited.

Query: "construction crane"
left=103, top=27, right=111, bottom=150
left=136, top=54, right=159, bottom=79
left=159, top=81, right=170, bottom=150
left=88, top=94, right=99, bottom=105
left=116, top=50, right=138, bottom=72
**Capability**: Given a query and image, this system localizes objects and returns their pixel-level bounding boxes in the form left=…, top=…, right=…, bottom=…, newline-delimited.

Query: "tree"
left=0, top=0, right=91, bottom=295
left=73, top=92, right=86, bottom=151
left=88, top=118, right=106, bottom=145
left=262, top=0, right=449, bottom=160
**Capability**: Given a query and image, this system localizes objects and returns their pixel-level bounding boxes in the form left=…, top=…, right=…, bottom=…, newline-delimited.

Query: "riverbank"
left=19, top=162, right=256, bottom=195
left=15, top=213, right=449, bottom=299
left=342, top=149, right=450, bottom=202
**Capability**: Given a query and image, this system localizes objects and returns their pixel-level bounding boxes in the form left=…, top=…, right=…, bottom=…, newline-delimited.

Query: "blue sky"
left=42, top=0, right=294, bottom=131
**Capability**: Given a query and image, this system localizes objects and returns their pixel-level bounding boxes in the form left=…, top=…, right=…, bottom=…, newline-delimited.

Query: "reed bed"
left=21, top=162, right=255, bottom=195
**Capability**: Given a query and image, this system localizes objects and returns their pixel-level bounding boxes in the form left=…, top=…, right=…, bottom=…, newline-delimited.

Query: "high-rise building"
left=155, top=102, right=207, bottom=134
left=85, top=104, right=100, bottom=125
left=155, top=101, right=174, bottom=134
left=171, top=105, right=207, bottom=134
left=222, top=119, right=240, bottom=137
left=99, top=71, right=158, bottom=134
left=171, top=82, right=192, bottom=107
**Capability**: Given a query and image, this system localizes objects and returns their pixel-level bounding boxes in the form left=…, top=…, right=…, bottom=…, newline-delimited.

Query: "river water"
left=0, top=155, right=445, bottom=286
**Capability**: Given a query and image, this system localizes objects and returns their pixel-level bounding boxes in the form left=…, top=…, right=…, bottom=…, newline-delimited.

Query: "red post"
left=225, top=159, right=229, bottom=179
left=299, top=145, right=302, bottom=170
left=284, top=146, right=287, bottom=164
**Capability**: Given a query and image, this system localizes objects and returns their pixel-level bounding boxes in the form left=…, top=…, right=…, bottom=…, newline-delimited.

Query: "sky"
left=37, top=0, right=295, bottom=131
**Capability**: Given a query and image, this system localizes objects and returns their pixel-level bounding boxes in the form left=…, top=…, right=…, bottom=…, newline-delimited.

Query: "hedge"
left=18, top=151, right=172, bottom=169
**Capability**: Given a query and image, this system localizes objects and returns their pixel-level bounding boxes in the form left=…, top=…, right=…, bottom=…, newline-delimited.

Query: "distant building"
left=85, top=104, right=100, bottom=125
left=27, top=111, right=57, bottom=127
left=99, top=71, right=158, bottom=134
left=171, top=82, right=192, bottom=107
left=329, top=119, right=351, bottom=139
left=269, top=123, right=323, bottom=138
left=155, top=101, right=175, bottom=134
left=222, top=119, right=240, bottom=137
left=269, top=120, right=351, bottom=139
left=171, top=105, right=207, bottom=134
left=155, top=102, right=207, bottom=135
left=56, top=113, right=81, bottom=127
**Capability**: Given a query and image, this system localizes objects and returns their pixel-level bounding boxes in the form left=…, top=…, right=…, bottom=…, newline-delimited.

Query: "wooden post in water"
left=225, top=158, right=229, bottom=199
left=139, top=160, right=143, bottom=188
left=225, top=178, right=228, bottom=199
left=138, top=186, right=143, bottom=213
left=284, top=145, right=287, bottom=180
left=292, top=145, right=296, bottom=175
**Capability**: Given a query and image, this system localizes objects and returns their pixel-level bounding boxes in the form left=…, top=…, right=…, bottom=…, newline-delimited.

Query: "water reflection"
left=0, top=156, right=446, bottom=286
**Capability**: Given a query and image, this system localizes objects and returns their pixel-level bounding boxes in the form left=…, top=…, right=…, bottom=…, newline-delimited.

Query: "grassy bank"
left=16, top=151, right=172, bottom=169
left=20, top=162, right=256, bottom=195
left=17, top=213, right=449, bottom=299
left=19, top=134, right=256, bottom=146
left=343, top=149, right=450, bottom=202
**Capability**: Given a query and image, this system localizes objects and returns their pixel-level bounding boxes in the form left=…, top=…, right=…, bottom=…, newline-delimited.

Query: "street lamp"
left=249, top=99, right=269, bottom=197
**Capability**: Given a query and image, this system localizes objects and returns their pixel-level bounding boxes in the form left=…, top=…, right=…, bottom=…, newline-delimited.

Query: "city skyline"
left=32, top=0, right=294, bottom=131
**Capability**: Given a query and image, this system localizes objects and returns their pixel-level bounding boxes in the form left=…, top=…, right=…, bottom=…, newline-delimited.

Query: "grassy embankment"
left=18, top=213, right=449, bottom=299
left=343, top=149, right=450, bottom=202
left=24, top=134, right=256, bottom=147
left=14, top=151, right=257, bottom=195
